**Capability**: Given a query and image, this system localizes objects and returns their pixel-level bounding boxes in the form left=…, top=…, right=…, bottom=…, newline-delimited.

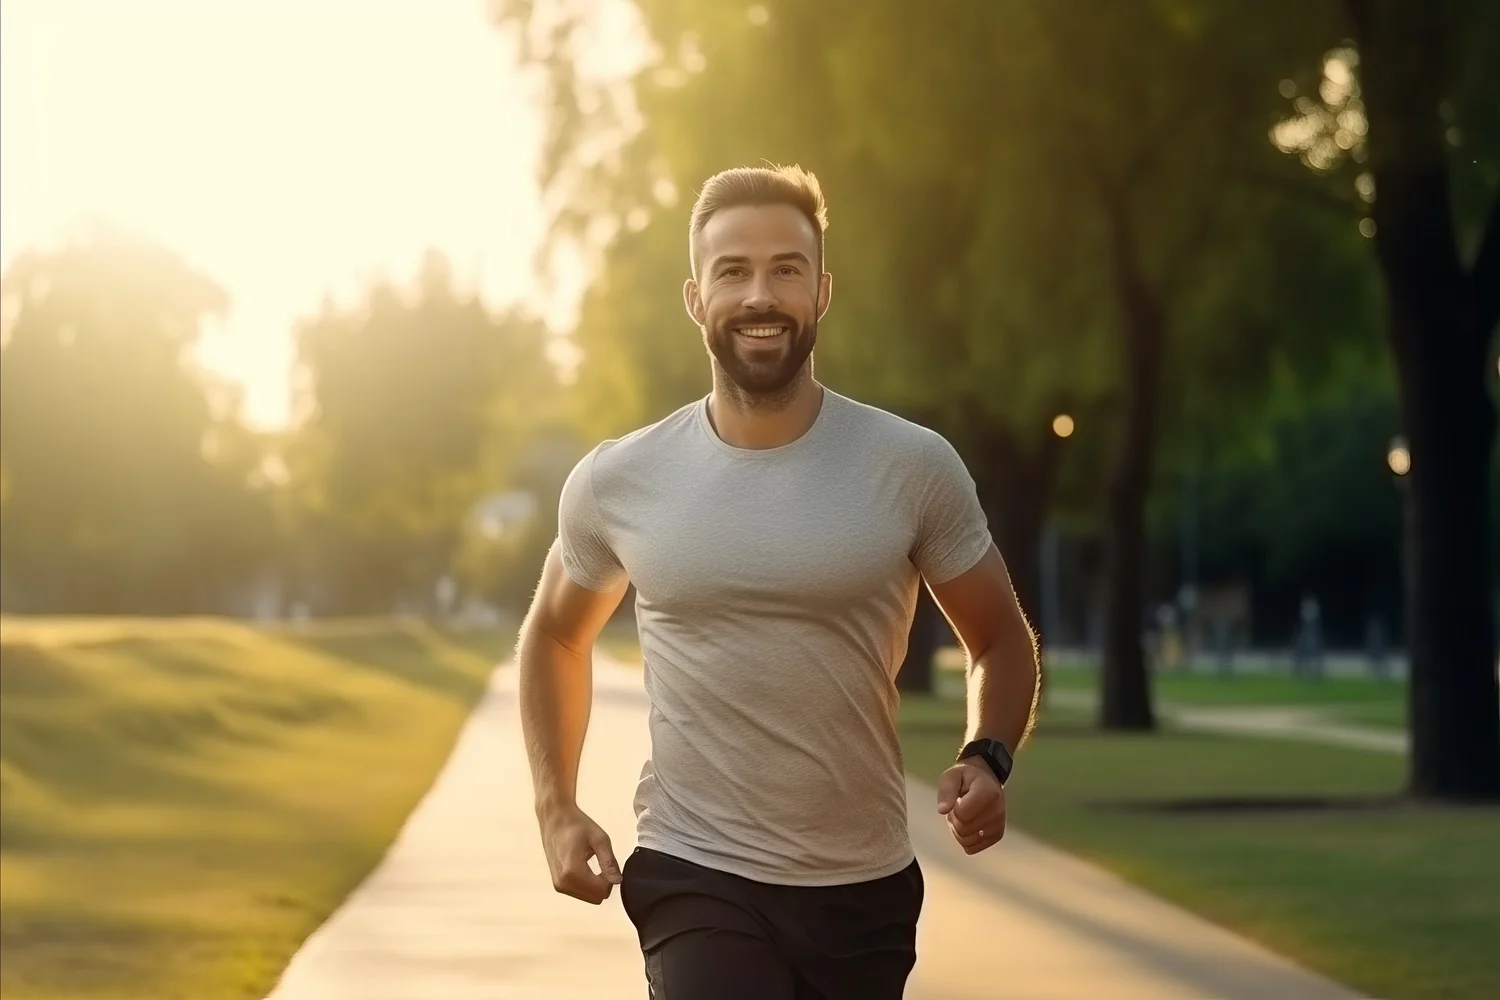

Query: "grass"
left=597, top=615, right=643, bottom=665
left=937, top=648, right=1408, bottom=728
left=1328, top=700, right=1408, bottom=729
left=1046, top=663, right=1404, bottom=709
left=0, top=615, right=515, bottom=1000
left=899, top=692, right=1500, bottom=1000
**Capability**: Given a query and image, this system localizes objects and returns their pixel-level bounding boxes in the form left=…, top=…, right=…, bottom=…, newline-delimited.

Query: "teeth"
left=738, top=326, right=785, bottom=338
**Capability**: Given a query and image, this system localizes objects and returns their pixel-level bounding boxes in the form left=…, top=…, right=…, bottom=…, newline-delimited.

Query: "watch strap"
left=958, top=738, right=1013, bottom=785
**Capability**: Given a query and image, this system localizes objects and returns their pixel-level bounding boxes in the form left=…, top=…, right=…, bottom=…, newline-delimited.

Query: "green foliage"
left=0, top=223, right=275, bottom=614
left=495, top=0, right=1392, bottom=648
left=501, top=0, right=1362, bottom=416
left=288, top=252, right=561, bottom=613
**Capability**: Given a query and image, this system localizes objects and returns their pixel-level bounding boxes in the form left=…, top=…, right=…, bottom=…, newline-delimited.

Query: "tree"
left=290, top=251, right=558, bottom=614
left=0, top=222, right=273, bottom=613
left=494, top=0, right=1122, bottom=692
left=494, top=0, right=1371, bottom=713
left=1270, top=2, right=1500, bottom=799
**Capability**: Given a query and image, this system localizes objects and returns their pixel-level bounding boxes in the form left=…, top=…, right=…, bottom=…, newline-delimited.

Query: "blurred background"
left=2, top=1, right=1497, bottom=999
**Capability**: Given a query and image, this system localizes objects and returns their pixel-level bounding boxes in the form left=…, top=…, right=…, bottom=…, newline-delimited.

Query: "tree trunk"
left=1099, top=187, right=1163, bottom=732
left=898, top=422, right=1062, bottom=695
left=1359, top=0, right=1500, bottom=800
left=971, top=426, right=1063, bottom=637
left=998, top=504, right=1045, bottom=640
left=1389, top=221, right=1500, bottom=801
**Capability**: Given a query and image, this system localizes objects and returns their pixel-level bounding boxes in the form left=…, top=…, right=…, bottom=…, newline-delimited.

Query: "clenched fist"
left=935, top=760, right=1007, bottom=855
left=538, top=802, right=623, bottom=904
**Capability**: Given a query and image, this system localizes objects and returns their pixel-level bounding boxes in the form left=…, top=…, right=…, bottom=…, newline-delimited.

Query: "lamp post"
left=1040, top=414, right=1073, bottom=661
left=1387, top=435, right=1411, bottom=681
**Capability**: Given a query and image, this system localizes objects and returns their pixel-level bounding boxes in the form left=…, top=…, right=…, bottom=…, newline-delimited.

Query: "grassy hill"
left=0, top=616, right=516, bottom=1000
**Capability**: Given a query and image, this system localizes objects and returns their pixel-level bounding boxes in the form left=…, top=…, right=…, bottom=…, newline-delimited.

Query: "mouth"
left=734, top=324, right=788, bottom=341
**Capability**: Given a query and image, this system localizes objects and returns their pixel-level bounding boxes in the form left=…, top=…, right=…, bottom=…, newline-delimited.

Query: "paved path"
left=265, top=658, right=1361, bottom=1000
left=1039, top=688, right=1406, bottom=754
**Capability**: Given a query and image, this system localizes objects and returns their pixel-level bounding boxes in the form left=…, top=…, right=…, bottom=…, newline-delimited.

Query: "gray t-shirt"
left=557, top=387, right=992, bottom=886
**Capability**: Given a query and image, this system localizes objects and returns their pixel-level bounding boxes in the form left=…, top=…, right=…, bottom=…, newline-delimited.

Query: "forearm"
left=964, top=625, right=1041, bottom=752
left=517, top=620, right=594, bottom=819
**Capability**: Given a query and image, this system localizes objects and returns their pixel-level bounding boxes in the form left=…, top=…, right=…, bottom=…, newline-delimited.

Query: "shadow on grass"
left=0, top=643, right=92, bottom=698
left=0, top=904, right=188, bottom=997
left=2, top=708, right=274, bottom=807
left=0, top=639, right=365, bottom=835
left=102, top=636, right=259, bottom=684
left=1095, top=793, right=1500, bottom=816
left=269, top=624, right=490, bottom=706
left=899, top=718, right=1199, bottom=741
left=436, top=627, right=517, bottom=666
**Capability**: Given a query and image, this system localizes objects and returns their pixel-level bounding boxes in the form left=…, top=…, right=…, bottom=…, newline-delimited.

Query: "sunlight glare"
left=0, top=0, right=583, bottom=430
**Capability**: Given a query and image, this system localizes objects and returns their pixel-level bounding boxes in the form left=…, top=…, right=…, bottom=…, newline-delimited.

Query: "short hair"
left=688, top=163, right=828, bottom=278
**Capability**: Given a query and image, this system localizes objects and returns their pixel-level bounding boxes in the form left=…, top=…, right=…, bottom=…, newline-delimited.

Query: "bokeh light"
left=1387, top=437, right=1411, bottom=476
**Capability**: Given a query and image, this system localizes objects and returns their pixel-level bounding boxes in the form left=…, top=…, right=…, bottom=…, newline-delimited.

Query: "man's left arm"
left=909, top=432, right=1041, bottom=855
left=927, top=545, right=1041, bottom=854
left=930, top=543, right=1041, bottom=756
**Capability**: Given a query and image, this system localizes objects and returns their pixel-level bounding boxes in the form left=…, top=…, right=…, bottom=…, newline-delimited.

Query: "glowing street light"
left=1052, top=413, right=1075, bottom=439
left=1387, top=436, right=1411, bottom=477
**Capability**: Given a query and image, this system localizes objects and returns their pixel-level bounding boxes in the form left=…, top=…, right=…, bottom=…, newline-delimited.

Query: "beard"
left=703, top=309, right=817, bottom=399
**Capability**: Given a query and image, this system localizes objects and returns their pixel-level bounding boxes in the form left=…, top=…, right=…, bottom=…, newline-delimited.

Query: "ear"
left=683, top=277, right=706, bottom=326
left=816, top=271, right=833, bottom=322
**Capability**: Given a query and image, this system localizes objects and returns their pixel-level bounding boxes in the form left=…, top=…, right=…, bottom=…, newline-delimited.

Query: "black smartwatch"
left=957, top=738, right=1013, bottom=786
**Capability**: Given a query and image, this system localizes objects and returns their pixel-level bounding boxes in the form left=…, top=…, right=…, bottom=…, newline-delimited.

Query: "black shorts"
left=619, top=846, right=924, bottom=999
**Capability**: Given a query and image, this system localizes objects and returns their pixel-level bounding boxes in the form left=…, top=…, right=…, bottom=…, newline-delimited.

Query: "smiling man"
left=517, top=163, right=1041, bottom=998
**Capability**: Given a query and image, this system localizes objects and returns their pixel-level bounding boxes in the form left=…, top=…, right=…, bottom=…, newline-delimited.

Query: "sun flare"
left=0, top=0, right=579, bottom=430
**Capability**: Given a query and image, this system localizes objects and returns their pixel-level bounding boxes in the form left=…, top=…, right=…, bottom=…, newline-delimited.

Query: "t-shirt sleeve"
left=911, top=431, right=994, bottom=585
left=556, top=447, right=628, bottom=592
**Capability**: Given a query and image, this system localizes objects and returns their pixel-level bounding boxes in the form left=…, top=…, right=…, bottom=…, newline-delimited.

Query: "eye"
left=719, top=267, right=746, bottom=279
left=775, top=265, right=800, bottom=277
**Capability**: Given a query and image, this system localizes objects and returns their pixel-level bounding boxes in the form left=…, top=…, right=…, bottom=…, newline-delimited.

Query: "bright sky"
left=1, top=0, right=604, bottom=430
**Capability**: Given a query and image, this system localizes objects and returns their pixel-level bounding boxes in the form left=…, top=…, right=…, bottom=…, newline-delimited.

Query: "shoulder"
left=583, top=397, right=705, bottom=487
left=824, top=389, right=960, bottom=467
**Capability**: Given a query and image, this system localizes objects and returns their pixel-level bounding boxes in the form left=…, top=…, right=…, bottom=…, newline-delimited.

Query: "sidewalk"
left=265, top=658, right=1361, bottom=1000
left=1040, top=688, right=1406, bottom=754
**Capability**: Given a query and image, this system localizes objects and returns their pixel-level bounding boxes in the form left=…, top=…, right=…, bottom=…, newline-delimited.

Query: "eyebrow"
left=710, top=251, right=812, bottom=272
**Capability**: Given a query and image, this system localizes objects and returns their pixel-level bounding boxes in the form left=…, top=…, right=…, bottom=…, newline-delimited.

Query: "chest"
left=612, top=462, right=919, bottom=614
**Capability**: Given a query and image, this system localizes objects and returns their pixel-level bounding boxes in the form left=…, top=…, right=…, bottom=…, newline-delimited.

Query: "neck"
left=707, top=365, right=823, bottom=450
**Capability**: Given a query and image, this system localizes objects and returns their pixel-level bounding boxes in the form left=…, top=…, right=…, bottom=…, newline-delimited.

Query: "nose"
left=741, top=272, right=778, bottom=313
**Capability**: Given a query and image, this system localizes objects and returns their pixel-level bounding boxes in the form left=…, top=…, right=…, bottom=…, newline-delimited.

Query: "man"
left=517, top=163, right=1041, bottom=998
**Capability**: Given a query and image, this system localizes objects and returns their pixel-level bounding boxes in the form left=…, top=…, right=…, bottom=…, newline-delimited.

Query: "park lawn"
left=937, top=651, right=1409, bottom=727
left=596, top=617, right=643, bottom=665
left=1328, top=700, right=1409, bottom=729
left=900, top=693, right=1500, bottom=1000
left=1039, top=660, right=1406, bottom=709
left=0, top=616, right=515, bottom=1000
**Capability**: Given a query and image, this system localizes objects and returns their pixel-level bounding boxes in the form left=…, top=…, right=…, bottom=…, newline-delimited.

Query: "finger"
left=951, top=796, right=1006, bottom=838
left=591, top=829, right=623, bottom=885
left=948, top=810, right=983, bottom=838
left=952, top=823, right=987, bottom=848
left=952, top=780, right=996, bottom=824
left=935, top=766, right=967, bottom=815
left=554, top=864, right=610, bottom=904
left=963, top=826, right=1007, bottom=855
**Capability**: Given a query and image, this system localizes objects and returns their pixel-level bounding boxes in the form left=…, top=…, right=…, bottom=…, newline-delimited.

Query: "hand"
left=538, top=802, right=623, bottom=904
left=935, top=759, right=1007, bottom=855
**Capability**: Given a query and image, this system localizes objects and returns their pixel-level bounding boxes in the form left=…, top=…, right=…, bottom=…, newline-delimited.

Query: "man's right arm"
left=517, top=538, right=630, bottom=904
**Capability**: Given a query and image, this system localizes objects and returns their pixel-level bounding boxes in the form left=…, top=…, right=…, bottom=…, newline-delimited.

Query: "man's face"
left=685, top=203, right=829, bottom=397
